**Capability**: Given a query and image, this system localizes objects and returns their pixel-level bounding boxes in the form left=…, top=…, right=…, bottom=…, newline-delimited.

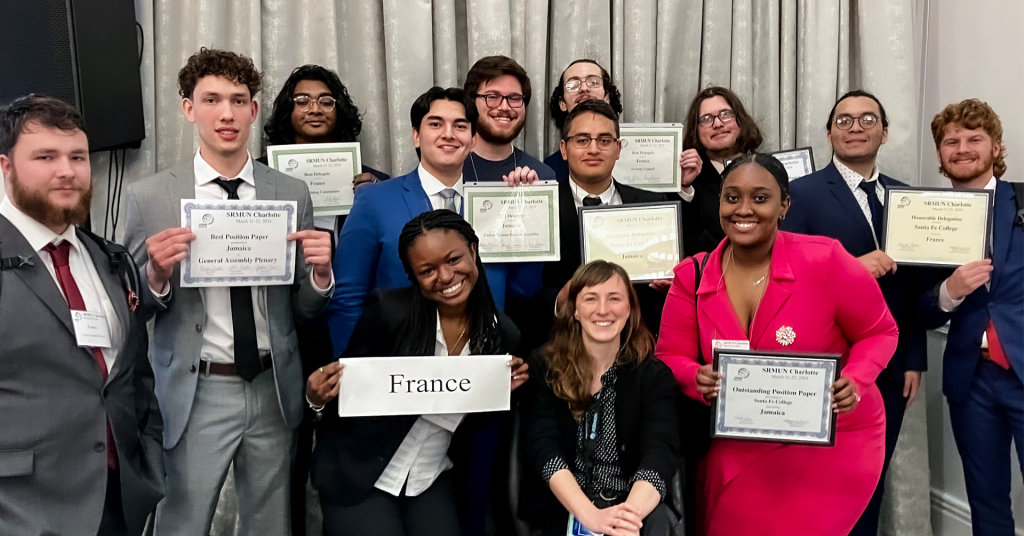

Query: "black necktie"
left=582, top=196, right=602, bottom=207
left=211, top=178, right=262, bottom=381
left=858, top=180, right=883, bottom=244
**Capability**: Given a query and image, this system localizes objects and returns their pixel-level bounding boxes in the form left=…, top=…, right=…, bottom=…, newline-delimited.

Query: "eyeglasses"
left=833, top=113, right=879, bottom=130
left=475, top=93, right=525, bottom=109
left=698, top=109, right=736, bottom=128
left=564, top=134, right=619, bottom=150
left=293, top=95, right=337, bottom=112
left=564, top=75, right=603, bottom=93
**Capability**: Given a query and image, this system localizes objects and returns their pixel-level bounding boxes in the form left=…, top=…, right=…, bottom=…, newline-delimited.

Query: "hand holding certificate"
left=882, top=187, right=993, bottom=266
left=464, top=182, right=560, bottom=262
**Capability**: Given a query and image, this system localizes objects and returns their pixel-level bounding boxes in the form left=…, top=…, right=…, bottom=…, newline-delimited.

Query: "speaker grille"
left=0, top=0, right=78, bottom=107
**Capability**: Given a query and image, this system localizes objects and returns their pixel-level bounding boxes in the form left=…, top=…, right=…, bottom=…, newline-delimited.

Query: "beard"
left=941, top=151, right=995, bottom=184
left=477, top=113, right=526, bottom=145
left=10, top=167, right=92, bottom=229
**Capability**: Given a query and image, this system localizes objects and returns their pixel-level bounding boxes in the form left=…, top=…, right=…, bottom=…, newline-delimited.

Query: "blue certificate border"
left=712, top=350, right=841, bottom=446
left=182, top=201, right=296, bottom=285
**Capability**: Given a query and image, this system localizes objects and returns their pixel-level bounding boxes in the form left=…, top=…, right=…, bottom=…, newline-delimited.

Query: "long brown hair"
left=542, top=261, right=654, bottom=419
left=682, top=86, right=763, bottom=155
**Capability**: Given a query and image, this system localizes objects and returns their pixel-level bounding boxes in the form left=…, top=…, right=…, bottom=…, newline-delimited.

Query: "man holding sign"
left=123, top=48, right=333, bottom=535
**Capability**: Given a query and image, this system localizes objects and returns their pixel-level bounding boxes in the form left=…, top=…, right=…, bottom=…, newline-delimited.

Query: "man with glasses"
left=461, top=55, right=554, bottom=183
left=543, top=60, right=624, bottom=180
left=782, top=89, right=928, bottom=536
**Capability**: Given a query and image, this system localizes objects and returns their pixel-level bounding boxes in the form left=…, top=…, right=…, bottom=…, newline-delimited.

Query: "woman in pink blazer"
left=656, top=153, right=898, bottom=536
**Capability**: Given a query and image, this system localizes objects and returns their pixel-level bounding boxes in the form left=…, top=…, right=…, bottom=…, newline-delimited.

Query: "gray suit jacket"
left=123, top=159, right=330, bottom=449
left=0, top=217, right=164, bottom=536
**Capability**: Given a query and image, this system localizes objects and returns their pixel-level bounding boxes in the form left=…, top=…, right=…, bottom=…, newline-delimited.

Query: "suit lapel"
left=824, top=164, right=875, bottom=249
left=0, top=217, right=75, bottom=335
left=76, top=230, right=130, bottom=383
left=749, top=233, right=796, bottom=346
left=695, top=249, right=746, bottom=340
left=990, top=180, right=1013, bottom=288
left=401, top=170, right=432, bottom=217
left=254, top=163, right=279, bottom=201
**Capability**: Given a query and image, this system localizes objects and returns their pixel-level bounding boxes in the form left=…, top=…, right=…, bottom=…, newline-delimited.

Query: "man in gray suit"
left=123, top=48, right=333, bottom=535
left=0, top=95, right=164, bottom=535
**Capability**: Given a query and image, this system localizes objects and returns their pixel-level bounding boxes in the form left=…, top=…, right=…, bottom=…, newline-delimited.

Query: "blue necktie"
left=858, top=180, right=883, bottom=244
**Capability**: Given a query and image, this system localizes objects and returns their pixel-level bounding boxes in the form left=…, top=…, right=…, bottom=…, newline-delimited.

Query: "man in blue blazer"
left=325, top=86, right=542, bottom=355
left=782, top=90, right=928, bottom=536
left=918, top=99, right=1022, bottom=536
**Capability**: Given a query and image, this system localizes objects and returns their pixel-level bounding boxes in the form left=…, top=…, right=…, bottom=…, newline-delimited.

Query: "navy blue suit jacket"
left=917, top=179, right=1024, bottom=402
left=782, top=162, right=928, bottom=380
left=324, top=168, right=543, bottom=354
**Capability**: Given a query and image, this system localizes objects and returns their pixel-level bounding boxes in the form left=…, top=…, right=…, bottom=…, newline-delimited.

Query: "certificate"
left=612, top=123, right=684, bottom=193
left=180, top=200, right=297, bottom=287
left=770, top=147, right=815, bottom=180
left=579, top=201, right=683, bottom=282
left=335, top=355, right=511, bottom=417
left=464, top=182, right=560, bottom=263
left=266, top=142, right=361, bottom=216
left=882, top=187, right=993, bottom=267
left=712, top=350, right=840, bottom=446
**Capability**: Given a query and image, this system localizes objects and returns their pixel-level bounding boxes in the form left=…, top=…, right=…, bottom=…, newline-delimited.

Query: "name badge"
left=567, top=513, right=603, bottom=536
left=72, top=310, right=112, bottom=349
left=712, top=339, right=750, bottom=351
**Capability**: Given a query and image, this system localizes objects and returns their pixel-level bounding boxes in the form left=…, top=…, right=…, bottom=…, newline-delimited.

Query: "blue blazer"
left=782, top=162, right=928, bottom=380
left=918, top=179, right=1024, bottom=402
left=325, top=168, right=543, bottom=354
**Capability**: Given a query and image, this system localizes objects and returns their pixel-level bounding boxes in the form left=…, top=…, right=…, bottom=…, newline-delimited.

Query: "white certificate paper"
left=580, top=202, right=683, bottom=281
left=464, top=182, right=560, bottom=263
left=770, top=147, right=815, bottom=180
left=266, top=142, right=361, bottom=216
left=335, top=355, right=511, bottom=417
left=883, top=187, right=993, bottom=267
left=613, top=123, right=684, bottom=193
left=180, top=200, right=297, bottom=287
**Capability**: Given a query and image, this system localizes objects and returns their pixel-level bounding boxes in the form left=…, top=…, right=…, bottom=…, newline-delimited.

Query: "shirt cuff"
left=630, top=468, right=667, bottom=499
left=679, top=185, right=695, bottom=202
left=938, top=280, right=965, bottom=312
left=148, top=266, right=171, bottom=301
left=541, top=456, right=570, bottom=484
left=310, top=269, right=335, bottom=296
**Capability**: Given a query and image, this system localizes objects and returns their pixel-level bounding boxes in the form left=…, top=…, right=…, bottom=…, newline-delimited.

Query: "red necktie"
left=44, top=241, right=117, bottom=469
left=986, top=320, right=1012, bottom=370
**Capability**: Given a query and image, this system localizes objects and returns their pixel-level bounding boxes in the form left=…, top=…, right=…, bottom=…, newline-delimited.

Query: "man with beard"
left=917, top=99, right=1022, bottom=536
left=462, top=55, right=555, bottom=183
left=782, top=90, right=928, bottom=536
left=0, top=95, right=163, bottom=535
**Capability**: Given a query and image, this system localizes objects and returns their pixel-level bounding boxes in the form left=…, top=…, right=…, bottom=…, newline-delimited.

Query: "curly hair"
left=548, top=59, right=623, bottom=131
left=542, top=261, right=653, bottom=420
left=682, top=86, right=763, bottom=155
left=930, top=98, right=1007, bottom=178
left=263, top=65, right=362, bottom=145
left=0, top=95, right=86, bottom=156
left=177, top=47, right=262, bottom=99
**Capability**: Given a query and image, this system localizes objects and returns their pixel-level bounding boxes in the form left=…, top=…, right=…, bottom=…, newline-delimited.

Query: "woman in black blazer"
left=519, top=261, right=681, bottom=536
left=306, top=210, right=529, bottom=536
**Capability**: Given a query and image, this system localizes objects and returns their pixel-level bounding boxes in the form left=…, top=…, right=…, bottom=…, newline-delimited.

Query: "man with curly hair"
left=122, top=48, right=335, bottom=535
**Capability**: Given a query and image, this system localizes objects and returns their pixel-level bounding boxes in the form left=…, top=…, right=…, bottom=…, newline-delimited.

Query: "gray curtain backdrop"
left=92, top=0, right=929, bottom=534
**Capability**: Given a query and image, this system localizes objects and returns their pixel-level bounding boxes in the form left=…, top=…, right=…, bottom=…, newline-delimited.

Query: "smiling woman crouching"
left=518, top=261, right=682, bottom=536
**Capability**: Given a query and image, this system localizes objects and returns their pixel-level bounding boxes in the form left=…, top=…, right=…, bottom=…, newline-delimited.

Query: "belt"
left=199, top=352, right=272, bottom=377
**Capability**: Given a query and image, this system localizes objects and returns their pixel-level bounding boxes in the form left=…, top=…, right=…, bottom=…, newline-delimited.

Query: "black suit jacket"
left=782, top=162, right=929, bottom=378
left=680, top=150, right=725, bottom=256
left=310, top=286, right=522, bottom=507
left=517, top=352, right=680, bottom=525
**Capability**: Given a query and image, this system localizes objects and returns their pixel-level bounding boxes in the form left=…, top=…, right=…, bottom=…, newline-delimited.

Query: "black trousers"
left=321, top=472, right=461, bottom=536
left=98, top=469, right=130, bottom=536
left=849, top=371, right=908, bottom=536
left=292, top=319, right=335, bottom=536
left=538, top=503, right=678, bottom=536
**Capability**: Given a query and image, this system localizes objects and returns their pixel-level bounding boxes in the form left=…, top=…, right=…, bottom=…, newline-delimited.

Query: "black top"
left=543, top=149, right=570, bottom=181
left=517, top=351, right=680, bottom=525
left=463, top=148, right=556, bottom=183
left=680, top=150, right=725, bottom=256
left=310, top=286, right=522, bottom=507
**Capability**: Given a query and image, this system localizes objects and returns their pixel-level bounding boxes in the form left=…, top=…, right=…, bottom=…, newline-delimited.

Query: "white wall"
left=919, top=2, right=1024, bottom=533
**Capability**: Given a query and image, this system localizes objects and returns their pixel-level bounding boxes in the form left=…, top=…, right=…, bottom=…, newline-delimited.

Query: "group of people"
left=0, top=44, right=1019, bottom=536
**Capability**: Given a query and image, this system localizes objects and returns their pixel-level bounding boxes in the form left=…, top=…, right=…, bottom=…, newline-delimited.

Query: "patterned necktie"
left=582, top=196, right=602, bottom=207
left=211, top=178, right=262, bottom=381
left=44, top=241, right=117, bottom=468
left=439, top=188, right=459, bottom=214
left=858, top=180, right=883, bottom=243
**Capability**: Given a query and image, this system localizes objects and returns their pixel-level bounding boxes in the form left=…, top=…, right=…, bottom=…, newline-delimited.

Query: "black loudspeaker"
left=0, top=0, right=145, bottom=152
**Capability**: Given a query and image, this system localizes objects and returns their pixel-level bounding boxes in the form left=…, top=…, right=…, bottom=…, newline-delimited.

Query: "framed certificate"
left=579, top=201, right=683, bottom=282
left=612, top=123, right=684, bottom=193
left=770, top=147, right=815, bottom=180
left=180, top=200, right=297, bottom=287
left=712, top=349, right=840, bottom=446
left=882, top=187, right=993, bottom=267
left=266, top=142, right=361, bottom=216
left=464, top=182, right=560, bottom=263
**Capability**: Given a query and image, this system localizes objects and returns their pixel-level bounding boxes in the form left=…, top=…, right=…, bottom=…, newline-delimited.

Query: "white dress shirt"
left=418, top=163, right=464, bottom=214
left=569, top=177, right=622, bottom=207
left=374, top=316, right=469, bottom=497
left=835, top=158, right=884, bottom=247
left=1, top=197, right=121, bottom=371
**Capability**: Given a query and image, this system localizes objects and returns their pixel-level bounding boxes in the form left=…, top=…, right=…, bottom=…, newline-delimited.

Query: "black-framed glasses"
left=293, top=95, right=337, bottom=112
left=475, top=93, right=525, bottom=109
left=698, top=109, right=736, bottom=127
left=564, top=134, right=619, bottom=150
left=564, top=75, right=603, bottom=93
left=833, top=113, right=879, bottom=130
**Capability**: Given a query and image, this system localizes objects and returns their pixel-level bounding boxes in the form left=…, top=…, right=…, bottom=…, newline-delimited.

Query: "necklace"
left=447, top=322, right=469, bottom=356
left=727, top=249, right=771, bottom=287
left=468, top=148, right=517, bottom=182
